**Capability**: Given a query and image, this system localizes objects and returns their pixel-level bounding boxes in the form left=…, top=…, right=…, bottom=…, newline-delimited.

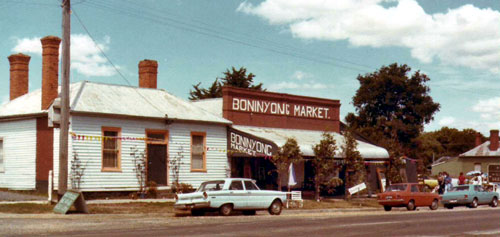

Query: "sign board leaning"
left=488, top=164, right=500, bottom=183
left=53, top=190, right=89, bottom=214
left=348, top=182, right=367, bottom=195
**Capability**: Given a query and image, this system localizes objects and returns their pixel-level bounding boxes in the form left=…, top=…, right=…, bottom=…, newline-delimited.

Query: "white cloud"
left=291, top=70, right=311, bottom=81
left=12, top=34, right=117, bottom=77
left=239, top=0, right=500, bottom=73
left=438, top=116, right=456, bottom=127
left=473, top=97, right=500, bottom=121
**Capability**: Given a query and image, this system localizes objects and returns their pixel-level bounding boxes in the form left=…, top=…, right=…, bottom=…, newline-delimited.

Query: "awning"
left=232, top=125, right=389, bottom=159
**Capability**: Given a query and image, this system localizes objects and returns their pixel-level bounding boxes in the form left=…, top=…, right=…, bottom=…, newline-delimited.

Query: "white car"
left=174, top=178, right=287, bottom=216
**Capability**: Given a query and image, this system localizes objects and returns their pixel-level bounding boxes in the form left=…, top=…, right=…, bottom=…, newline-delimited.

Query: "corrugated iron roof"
left=0, top=81, right=231, bottom=124
left=460, top=141, right=500, bottom=157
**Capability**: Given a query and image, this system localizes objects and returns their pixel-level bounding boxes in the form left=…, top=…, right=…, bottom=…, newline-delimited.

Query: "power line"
left=79, top=0, right=372, bottom=73
left=72, top=7, right=167, bottom=116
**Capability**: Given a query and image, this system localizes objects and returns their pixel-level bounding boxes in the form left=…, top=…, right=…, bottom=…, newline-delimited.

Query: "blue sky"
left=1, top=0, right=499, bottom=135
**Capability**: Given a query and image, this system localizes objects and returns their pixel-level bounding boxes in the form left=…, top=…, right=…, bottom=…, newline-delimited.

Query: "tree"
left=345, top=63, right=440, bottom=182
left=415, top=127, right=485, bottom=170
left=312, top=132, right=343, bottom=201
left=269, top=138, right=302, bottom=191
left=341, top=130, right=365, bottom=199
left=189, top=67, right=264, bottom=100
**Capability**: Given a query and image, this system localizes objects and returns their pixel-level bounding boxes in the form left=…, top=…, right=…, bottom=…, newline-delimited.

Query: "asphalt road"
left=2, top=207, right=499, bottom=236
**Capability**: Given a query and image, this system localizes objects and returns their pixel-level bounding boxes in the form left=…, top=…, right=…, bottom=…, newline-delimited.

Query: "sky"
left=0, top=0, right=499, bottom=136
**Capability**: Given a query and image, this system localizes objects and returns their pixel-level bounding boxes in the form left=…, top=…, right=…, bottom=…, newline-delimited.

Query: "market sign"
left=231, top=97, right=332, bottom=120
left=488, top=164, right=500, bottom=183
left=228, top=128, right=277, bottom=157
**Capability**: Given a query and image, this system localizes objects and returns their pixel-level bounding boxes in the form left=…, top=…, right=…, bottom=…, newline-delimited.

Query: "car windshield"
left=386, top=184, right=407, bottom=192
left=450, top=186, right=469, bottom=192
left=197, top=180, right=225, bottom=192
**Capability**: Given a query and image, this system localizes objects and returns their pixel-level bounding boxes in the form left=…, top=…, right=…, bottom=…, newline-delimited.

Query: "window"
left=244, top=180, right=259, bottom=190
left=0, top=139, right=4, bottom=172
left=411, top=185, right=420, bottom=192
left=229, top=180, right=244, bottom=190
left=191, top=132, right=206, bottom=171
left=474, top=163, right=481, bottom=172
left=102, top=127, right=121, bottom=171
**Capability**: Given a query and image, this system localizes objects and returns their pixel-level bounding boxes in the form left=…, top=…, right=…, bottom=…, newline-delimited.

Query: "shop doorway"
left=231, top=157, right=277, bottom=190
left=146, top=131, right=168, bottom=186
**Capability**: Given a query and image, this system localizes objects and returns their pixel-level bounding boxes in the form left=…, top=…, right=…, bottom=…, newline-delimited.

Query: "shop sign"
left=488, top=164, right=500, bottom=183
left=231, top=97, right=332, bottom=119
left=228, top=128, right=277, bottom=157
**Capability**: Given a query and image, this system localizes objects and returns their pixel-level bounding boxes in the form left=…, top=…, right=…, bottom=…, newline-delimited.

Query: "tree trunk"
left=344, top=170, right=349, bottom=201
left=314, top=167, right=320, bottom=202
left=277, top=172, right=282, bottom=191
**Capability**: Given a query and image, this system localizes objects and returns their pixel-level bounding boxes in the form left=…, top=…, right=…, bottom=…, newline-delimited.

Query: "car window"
left=411, top=185, right=419, bottom=192
left=197, top=180, right=225, bottom=192
left=229, top=181, right=244, bottom=190
left=244, top=181, right=259, bottom=190
left=387, top=184, right=407, bottom=192
left=451, top=186, right=469, bottom=192
left=474, top=185, right=481, bottom=192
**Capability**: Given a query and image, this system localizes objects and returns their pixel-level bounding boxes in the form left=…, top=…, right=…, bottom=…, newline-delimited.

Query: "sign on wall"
left=231, top=97, right=332, bottom=119
left=488, top=164, right=500, bottom=183
left=228, top=128, right=277, bottom=157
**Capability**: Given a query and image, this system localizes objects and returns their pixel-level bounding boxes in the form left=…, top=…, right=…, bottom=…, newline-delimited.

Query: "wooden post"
left=58, top=0, right=70, bottom=197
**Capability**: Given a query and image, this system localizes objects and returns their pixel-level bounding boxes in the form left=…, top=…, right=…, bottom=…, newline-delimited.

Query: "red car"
left=378, top=183, right=441, bottom=211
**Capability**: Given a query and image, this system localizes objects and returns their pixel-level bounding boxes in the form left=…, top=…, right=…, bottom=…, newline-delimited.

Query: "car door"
left=410, top=184, right=422, bottom=206
left=244, top=180, right=261, bottom=209
left=478, top=186, right=490, bottom=204
left=228, top=180, right=246, bottom=209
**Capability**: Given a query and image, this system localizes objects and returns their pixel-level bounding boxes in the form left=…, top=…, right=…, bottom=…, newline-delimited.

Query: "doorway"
left=146, top=131, right=168, bottom=186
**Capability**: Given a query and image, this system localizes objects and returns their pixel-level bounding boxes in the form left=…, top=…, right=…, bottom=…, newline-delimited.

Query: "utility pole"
left=58, top=0, right=70, bottom=197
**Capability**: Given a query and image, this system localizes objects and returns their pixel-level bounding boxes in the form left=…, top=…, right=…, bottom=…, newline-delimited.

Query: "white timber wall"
left=0, top=119, right=37, bottom=190
left=53, top=115, right=228, bottom=191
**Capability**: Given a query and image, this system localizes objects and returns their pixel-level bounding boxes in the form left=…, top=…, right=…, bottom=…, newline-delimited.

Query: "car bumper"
left=441, top=199, right=469, bottom=205
left=378, top=199, right=405, bottom=206
left=174, top=201, right=211, bottom=210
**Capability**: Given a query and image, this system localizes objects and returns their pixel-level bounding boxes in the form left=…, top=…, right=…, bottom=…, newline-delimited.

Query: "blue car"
left=441, top=184, right=498, bottom=209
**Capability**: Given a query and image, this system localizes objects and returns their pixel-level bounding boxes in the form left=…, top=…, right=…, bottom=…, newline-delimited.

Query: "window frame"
left=0, top=138, right=4, bottom=173
left=190, top=131, right=207, bottom=172
left=101, top=127, right=122, bottom=172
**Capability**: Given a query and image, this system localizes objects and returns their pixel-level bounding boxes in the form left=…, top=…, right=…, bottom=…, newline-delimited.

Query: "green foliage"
left=312, top=132, right=342, bottom=201
left=189, top=67, right=264, bottom=100
left=415, top=127, right=485, bottom=169
left=269, top=138, right=303, bottom=191
left=345, top=63, right=440, bottom=152
left=341, top=130, right=365, bottom=197
left=172, top=182, right=194, bottom=194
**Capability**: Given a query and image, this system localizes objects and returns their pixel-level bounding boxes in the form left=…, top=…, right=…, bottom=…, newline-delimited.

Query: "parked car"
left=173, top=178, right=287, bottom=216
left=441, top=184, right=498, bottom=209
left=378, top=183, right=441, bottom=211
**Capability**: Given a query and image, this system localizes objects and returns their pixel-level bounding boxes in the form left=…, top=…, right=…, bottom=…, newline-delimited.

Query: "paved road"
left=2, top=207, right=499, bottom=236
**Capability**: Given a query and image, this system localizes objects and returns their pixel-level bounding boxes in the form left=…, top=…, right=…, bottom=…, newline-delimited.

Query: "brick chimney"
left=40, top=36, right=61, bottom=110
left=489, top=130, right=499, bottom=151
left=8, top=53, right=31, bottom=100
left=138, top=59, right=158, bottom=89
left=475, top=132, right=482, bottom=147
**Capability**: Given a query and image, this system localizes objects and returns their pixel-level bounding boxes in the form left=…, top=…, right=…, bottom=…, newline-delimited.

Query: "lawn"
left=0, top=199, right=379, bottom=214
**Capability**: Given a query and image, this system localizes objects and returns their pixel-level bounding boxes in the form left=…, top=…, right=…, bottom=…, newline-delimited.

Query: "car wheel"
left=383, top=206, right=392, bottom=211
left=429, top=199, right=439, bottom=210
left=444, top=204, right=454, bottom=209
left=242, top=210, right=257, bottom=215
left=268, top=200, right=283, bottom=215
left=468, top=198, right=478, bottom=208
left=219, top=204, right=233, bottom=216
left=406, top=200, right=416, bottom=211
left=191, top=210, right=205, bottom=216
left=490, top=197, right=498, bottom=208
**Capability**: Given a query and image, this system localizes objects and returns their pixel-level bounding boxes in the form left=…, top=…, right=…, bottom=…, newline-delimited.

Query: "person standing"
left=458, top=172, right=466, bottom=185
left=438, top=172, right=445, bottom=195
left=444, top=172, right=452, bottom=193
